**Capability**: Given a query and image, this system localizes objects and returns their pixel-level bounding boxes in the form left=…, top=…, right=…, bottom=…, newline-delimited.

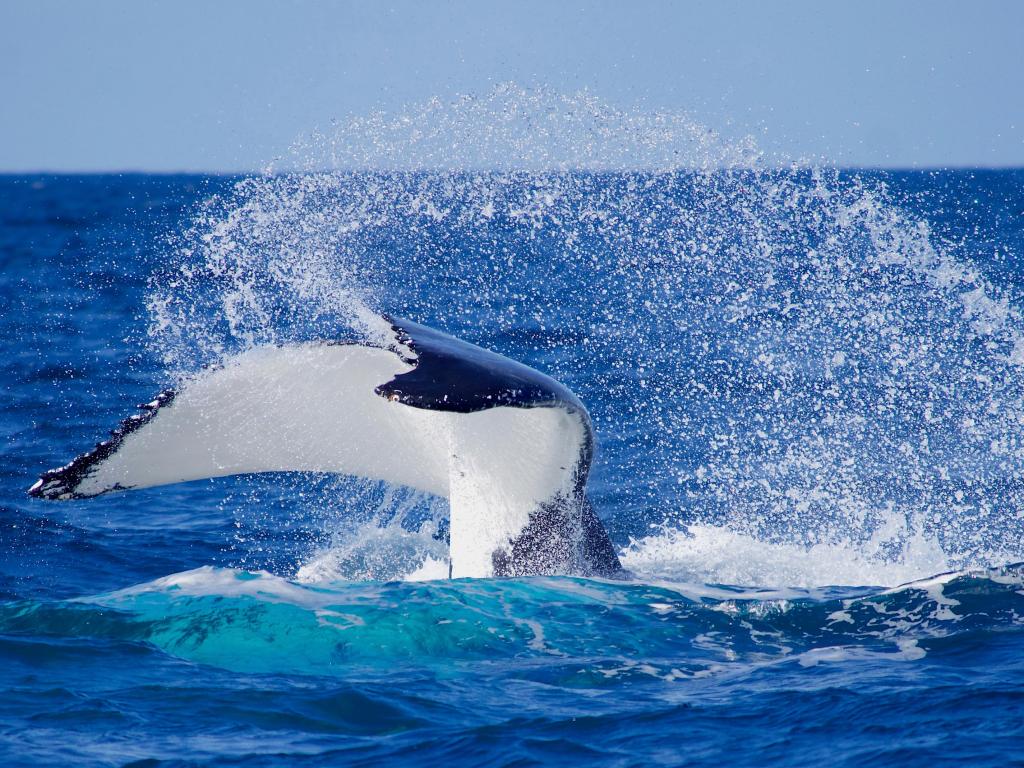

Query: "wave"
left=2, top=563, right=1022, bottom=679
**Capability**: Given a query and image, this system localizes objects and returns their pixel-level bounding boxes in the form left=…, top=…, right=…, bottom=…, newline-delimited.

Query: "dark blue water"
left=3, top=169, right=1024, bottom=766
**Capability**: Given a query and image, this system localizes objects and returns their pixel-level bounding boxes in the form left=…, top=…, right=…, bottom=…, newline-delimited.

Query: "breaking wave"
left=3, top=563, right=1023, bottom=678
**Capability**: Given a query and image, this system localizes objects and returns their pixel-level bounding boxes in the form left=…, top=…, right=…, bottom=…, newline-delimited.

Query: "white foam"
left=296, top=522, right=448, bottom=584
left=95, top=566, right=329, bottom=608
left=620, top=523, right=955, bottom=588
left=796, top=640, right=926, bottom=667
left=405, top=556, right=450, bottom=581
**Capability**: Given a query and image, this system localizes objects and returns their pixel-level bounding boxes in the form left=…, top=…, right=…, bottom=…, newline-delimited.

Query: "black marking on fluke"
left=491, top=495, right=623, bottom=578
left=28, top=389, right=176, bottom=500
left=376, top=317, right=587, bottom=415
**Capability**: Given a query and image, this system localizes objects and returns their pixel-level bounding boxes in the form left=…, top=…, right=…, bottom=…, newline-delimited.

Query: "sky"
left=2, top=0, right=1023, bottom=172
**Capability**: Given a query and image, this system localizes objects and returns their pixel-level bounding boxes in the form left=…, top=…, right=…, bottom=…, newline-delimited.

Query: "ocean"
left=3, top=163, right=1024, bottom=765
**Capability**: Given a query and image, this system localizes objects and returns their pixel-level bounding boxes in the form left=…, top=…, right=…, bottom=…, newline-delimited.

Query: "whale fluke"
left=29, top=316, right=623, bottom=579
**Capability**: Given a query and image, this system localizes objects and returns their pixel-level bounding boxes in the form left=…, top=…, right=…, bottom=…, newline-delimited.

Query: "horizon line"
left=2, top=164, right=1024, bottom=176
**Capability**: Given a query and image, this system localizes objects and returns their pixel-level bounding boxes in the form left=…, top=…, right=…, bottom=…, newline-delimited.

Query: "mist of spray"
left=147, top=85, right=1024, bottom=586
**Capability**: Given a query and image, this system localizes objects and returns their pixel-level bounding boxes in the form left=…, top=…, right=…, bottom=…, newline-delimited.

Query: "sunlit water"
left=3, top=90, right=1024, bottom=765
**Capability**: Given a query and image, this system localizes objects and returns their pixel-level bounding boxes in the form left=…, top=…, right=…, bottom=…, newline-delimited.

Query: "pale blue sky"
left=2, top=0, right=1023, bottom=171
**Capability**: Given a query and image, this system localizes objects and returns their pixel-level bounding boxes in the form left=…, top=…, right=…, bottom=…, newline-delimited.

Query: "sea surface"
left=3, top=165, right=1024, bottom=766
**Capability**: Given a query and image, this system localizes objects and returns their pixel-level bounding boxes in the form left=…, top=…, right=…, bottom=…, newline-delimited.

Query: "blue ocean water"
left=3, top=166, right=1024, bottom=766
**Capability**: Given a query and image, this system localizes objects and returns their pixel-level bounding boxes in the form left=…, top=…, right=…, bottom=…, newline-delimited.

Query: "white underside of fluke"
left=61, top=343, right=587, bottom=578
left=448, top=405, right=584, bottom=577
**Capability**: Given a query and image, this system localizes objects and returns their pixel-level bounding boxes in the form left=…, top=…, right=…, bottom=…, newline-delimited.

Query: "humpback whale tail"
left=29, top=317, right=622, bottom=579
